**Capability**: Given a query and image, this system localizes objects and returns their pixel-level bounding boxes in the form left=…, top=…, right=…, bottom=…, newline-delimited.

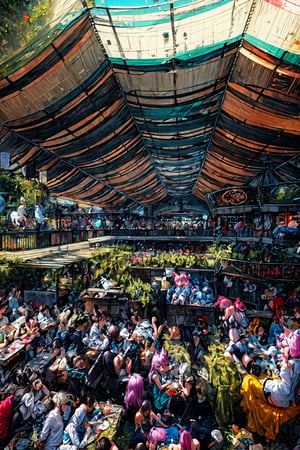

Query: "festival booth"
left=166, top=304, right=218, bottom=327
left=16, top=256, right=89, bottom=303
left=0, top=317, right=26, bottom=367
left=84, top=287, right=129, bottom=317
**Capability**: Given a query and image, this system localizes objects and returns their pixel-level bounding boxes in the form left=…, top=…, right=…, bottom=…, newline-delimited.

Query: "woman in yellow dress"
left=241, top=331, right=300, bottom=441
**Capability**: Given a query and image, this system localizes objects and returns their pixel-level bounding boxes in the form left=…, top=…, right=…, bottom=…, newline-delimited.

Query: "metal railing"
left=220, top=258, right=300, bottom=280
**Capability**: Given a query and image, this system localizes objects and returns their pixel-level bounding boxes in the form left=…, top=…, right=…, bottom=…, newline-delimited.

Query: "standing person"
left=39, top=393, right=70, bottom=450
left=35, top=197, right=47, bottom=231
left=17, top=197, right=28, bottom=229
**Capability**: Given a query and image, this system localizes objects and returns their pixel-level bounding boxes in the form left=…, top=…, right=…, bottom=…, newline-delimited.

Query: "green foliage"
left=90, top=245, right=214, bottom=305
left=163, top=334, right=191, bottom=364
left=0, top=171, right=47, bottom=207
left=0, top=171, right=22, bottom=201
left=19, top=178, right=48, bottom=206
left=205, top=342, right=243, bottom=426
left=0, top=257, right=30, bottom=287
left=0, top=0, right=52, bottom=68
left=134, top=252, right=208, bottom=269
left=125, top=278, right=152, bottom=307
left=91, top=249, right=152, bottom=306
left=208, top=243, right=233, bottom=261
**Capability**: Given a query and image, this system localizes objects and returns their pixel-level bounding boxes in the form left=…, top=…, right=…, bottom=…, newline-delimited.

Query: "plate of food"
left=98, top=421, right=109, bottom=431
left=86, top=349, right=99, bottom=358
left=166, top=389, right=178, bottom=396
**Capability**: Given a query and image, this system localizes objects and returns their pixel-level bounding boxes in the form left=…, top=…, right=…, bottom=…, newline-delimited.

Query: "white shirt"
left=40, top=408, right=64, bottom=450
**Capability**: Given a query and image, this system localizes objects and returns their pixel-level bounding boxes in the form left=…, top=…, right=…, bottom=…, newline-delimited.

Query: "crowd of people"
left=0, top=281, right=299, bottom=450
left=6, top=196, right=299, bottom=243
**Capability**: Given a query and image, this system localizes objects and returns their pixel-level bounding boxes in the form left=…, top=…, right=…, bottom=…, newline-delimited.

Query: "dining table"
left=85, top=403, right=123, bottom=449
left=0, top=338, right=25, bottom=366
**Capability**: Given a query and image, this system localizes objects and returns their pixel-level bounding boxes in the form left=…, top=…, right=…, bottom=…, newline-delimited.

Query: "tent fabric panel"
left=94, top=0, right=249, bottom=60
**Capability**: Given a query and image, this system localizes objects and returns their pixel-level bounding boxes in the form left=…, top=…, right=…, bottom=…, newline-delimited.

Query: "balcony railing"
left=220, top=258, right=300, bottom=281
left=0, top=228, right=216, bottom=251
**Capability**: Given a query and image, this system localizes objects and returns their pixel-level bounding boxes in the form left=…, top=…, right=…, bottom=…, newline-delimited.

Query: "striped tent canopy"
left=0, top=0, right=299, bottom=211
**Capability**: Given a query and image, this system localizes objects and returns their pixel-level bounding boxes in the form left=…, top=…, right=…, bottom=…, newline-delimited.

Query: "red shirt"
left=0, top=394, right=13, bottom=438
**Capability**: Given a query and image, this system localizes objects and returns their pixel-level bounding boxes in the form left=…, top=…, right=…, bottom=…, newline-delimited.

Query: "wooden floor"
left=0, top=240, right=92, bottom=261
left=0, top=233, right=209, bottom=261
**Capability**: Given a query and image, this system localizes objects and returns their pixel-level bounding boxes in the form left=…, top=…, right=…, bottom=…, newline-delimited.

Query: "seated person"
left=255, top=325, right=269, bottom=347
left=224, top=336, right=261, bottom=377
left=135, top=400, right=167, bottom=430
left=7, top=289, right=20, bottom=322
left=0, top=331, right=8, bottom=350
left=24, top=305, right=39, bottom=335
left=131, top=310, right=155, bottom=341
left=139, top=337, right=155, bottom=376
left=60, top=396, right=94, bottom=449
left=169, top=429, right=200, bottom=450
left=193, top=316, right=210, bottom=358
left=37, top=304, right=55, bottom=328
left=247, top=322, right=269, bottom=350
left=140, top=418, right=179, bottom=447
left=264, top=331, right=300, bottom=407
left=30, top=377, right=51, bottom=406
left=0, top=301, right=9, bottom=328
left=177, top=362, right=196, bottom=404
left=11, top=392, right=35, bottom=433
left=89, top=315, right=106, bottom=349
left=0, top=392, right=15, bottom=448
left=268, top=309, right=286, bottom=346
left=61, top=315, right=89, bottom=356
left=111, top=328, right=134, bottom=377
left=148, top=350, right=173, bottom=412
left=39, top=392, right=70, bottom=450
left=95, top=436, right=118, bottom=450
left=289, top=305, right=300, bottom=329
left=66, top=354, right=89, bottom=396
left=224, top=305, right=243, bottom=343
left=241, top=330, right=300, bottom=441
left=26, top=332, right=47, bottom=361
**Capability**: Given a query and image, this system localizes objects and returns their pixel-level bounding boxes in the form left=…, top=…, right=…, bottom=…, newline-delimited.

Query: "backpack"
left=85, top=351, right=105, bottom=390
